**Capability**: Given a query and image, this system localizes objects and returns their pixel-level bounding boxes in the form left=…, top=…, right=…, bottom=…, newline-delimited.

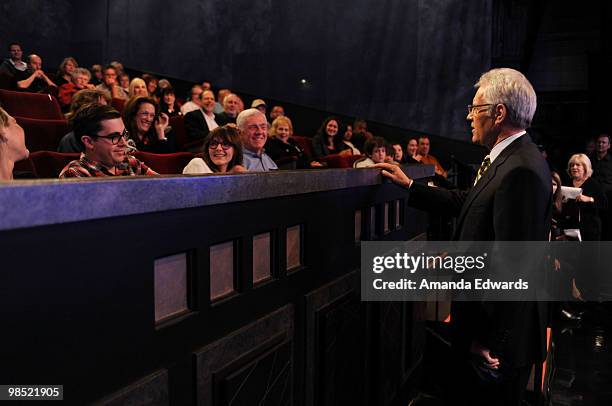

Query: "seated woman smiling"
left=183, top=125, right=247, bottom=174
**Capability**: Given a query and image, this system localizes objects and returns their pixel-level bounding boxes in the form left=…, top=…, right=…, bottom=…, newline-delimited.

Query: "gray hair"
left=567, top=153, right=593, bottom=178
left=475, top=68, right=536, bottom=129
left=71, top=67, right=91, bottom=82
left=236, top=108, right=265, bottom=131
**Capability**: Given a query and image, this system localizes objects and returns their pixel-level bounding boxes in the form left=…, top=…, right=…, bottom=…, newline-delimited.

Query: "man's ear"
left=81, top=135, right=95, bottom=150
left=494, top=104, right=507, bottom=126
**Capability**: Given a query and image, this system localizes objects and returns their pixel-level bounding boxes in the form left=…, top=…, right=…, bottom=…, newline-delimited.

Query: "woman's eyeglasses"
left=209, top=140, right=233, bottom=150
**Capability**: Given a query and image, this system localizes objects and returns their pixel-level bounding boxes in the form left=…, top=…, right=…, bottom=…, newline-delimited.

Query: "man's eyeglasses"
left=467, top=104, right=494, bottom=115
left=92, top=128, right=129, bottom=145
left=209, top=140, right=233, bottom=150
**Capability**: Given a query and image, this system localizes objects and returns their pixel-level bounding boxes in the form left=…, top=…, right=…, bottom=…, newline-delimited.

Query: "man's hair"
left=72, top=104, right=121, bottom=148
left=417, top=135, right=429, bottom=143
left=475, top=68, right=537, bottom=129
left=0, top=106, right=10, bottom=128
left=25, top=54, right=39, bottom=64
left=597, top=133, right=611, bottom=143
left=236, top=108, right=263, bottom=131
left=364, top=136, right=387, bottom=156
left=103, top=65, right=117, bottom=74
left=66, top=89, right=111, bottom=121
left=353, top=118, right=367, bottom=128
left=201, top=125, right=244, bottom=172
left=8, top=43, right=21, bottom=50
left=199, top=89, right=215, bottom=101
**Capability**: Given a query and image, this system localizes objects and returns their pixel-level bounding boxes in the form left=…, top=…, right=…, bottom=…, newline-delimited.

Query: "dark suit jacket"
left=184, top=109, right=218, bottom=140
left=408, top=134, right=552, bottom=368
left=215, top=111, right=236, bottom=127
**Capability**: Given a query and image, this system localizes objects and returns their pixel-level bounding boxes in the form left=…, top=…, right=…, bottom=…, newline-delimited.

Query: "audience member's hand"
left=310, top=161, right=324, bottom=167
left=470, top=341, right=500, bottom=370
left=372, top=163, right=413, bottom=188
left=414, top=154, right=423, bottom=162
left=156, top=112, right=169, bottom=133
left=339, top=149, right=353, bottom=157
left=576, top=194, right=594, bottom=203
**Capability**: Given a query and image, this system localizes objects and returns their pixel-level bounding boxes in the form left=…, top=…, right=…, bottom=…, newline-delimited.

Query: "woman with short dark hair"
left=183, top=125, right=246, bottom=174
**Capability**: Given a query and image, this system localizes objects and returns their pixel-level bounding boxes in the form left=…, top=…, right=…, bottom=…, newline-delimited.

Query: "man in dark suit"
left=376, top=68, right=552, bottom=406
left=184, top=89, right=219, bottom=141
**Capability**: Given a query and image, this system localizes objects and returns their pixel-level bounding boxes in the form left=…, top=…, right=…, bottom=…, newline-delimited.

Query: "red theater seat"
left=28, top=151, right=79, bottom=178
left=292, top=135, right=314, bottom=158
left=16, top=116, right=69, bottom=153
left=110, top=98, right=126, bottom=113
left=133, top=151, right=196, bottom=174
left=170, top=115, right=204, bottom=152
left=320, top=153, right=364, bottom=168
left=0, top=89, right=63, bottom=120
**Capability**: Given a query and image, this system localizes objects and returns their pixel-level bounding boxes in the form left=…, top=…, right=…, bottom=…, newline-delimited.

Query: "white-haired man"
left=236, top=108, right=277, bottom=172
left=376, top=68, right=551, bottom=406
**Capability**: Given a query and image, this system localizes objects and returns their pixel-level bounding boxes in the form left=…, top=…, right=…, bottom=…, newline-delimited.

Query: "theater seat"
left=0, top=89, right=64, bottom=120
left=170, top=115, right=204, bottom=152
left=16, top=116, right=69, bottom=153
left=28, top=151, right=79, bottom=178
left=292, top=135, right=314, bottom=158
left=111, top=98, right=126, bottom=113
left=133, top=151, right=196, bottom=174
left=320, top=153, right=364, bottom=168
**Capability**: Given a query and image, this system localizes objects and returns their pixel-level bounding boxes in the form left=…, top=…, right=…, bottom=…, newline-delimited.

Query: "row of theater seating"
left=1, top=88, right=364, bottom=173
left=16, top=150, right=364, bottom=178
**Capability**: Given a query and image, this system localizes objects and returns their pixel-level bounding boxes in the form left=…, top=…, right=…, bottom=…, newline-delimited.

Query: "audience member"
left=109, top=61, right=124, bottom=75
left=159, top=87, right=181, bottom=117
left=591, top=133, right=612, bottom=191
left=142, top=73, right=158, bottom=96
left=269, top=105, right=285, bottom=122
left=180, top=84, right=203, bottom=115
left=237, top=108, right=277, bottom=171
left=57, top=68, right=95, bottom=111
left=354, top=137, right=387, bottom=168
left=416, top=135, right=447, bottom=177
left=90, top=64, right=103, bottom=85
left=58, top=89, right=111, bottom=153
left=56, top=57, right=78, bottom=86
left=59, top=104, right=157, bottom=178
left=0, top=43, right=28, bottom=89
left=585, top=137, right=596, bottom=157
left=184, top=90, right=218, bottom=141
left=96, top=65, right=127, bottom=100
left=216, top=93, right=241, bottom=125
left=392, top=143, right=404, bottom=163
left=15, top=54, right=57, bottom=93
left=0, top=106, right=29, bottom=180
left=119, top=72, right=130, bottom=94
left=266, top=116, right=322, bottom=169
left=123, top=96, right=176, bottom=153
left=183, top=125, right=246, bottom=174
left=341, top=124, right=361, bottom=155
left=214, top=88, right=231, bottom=114
left=128, top=78, right=148, bottom=98
left=202, top=81, right=212, bottom=91
left=312, top=117, right=350, bottom=159
left=251, top=99, right=267, bottom=115
left=352, top=118, right=373, bottom=151
left=563, top=153, right=608, bottom=241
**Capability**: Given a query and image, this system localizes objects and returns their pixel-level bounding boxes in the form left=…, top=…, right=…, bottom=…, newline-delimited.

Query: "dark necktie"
left=474, top=155, right=491, bottom=186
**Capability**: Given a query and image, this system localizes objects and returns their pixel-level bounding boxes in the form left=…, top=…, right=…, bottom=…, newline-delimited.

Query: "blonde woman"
left=128, top=78, right=149, bottom=98
left=266, top=116, right=322, bottom=168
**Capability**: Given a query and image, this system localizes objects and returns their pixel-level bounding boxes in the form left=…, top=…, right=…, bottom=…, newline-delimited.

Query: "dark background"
left=1, top=0, right=611, bottom=148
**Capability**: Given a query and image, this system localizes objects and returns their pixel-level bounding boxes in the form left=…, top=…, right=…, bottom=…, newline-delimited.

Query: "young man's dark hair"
left=8, top=42, right=21, bottom=50
left=72, top=103, right=121, bottom=149
left=364, top=136, right=386, bottom=156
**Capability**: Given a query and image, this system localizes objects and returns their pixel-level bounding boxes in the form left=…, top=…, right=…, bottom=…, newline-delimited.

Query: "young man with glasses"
left=60, top=104, right=157, bottom=178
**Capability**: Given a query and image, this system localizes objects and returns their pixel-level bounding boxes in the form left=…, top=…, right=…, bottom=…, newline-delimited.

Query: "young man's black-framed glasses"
left=92, top=128, right=129, bottom=145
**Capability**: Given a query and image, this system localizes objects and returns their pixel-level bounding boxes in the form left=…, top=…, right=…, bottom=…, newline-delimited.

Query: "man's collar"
left=489, top=130, right=526, bottom=163
left=244, top=147, right=264, bottom=158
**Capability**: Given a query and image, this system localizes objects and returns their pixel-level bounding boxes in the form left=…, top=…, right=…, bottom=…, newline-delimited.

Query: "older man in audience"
left=96, top=65, right=128, bottom=100
left=216, top=93, right=242, bottom=125
left=59, top=104, right=157, bottom=177
left=592, top=133, right=612, bottom=191
left=214, top=88, right=231, bottom=114
left=0, top=43, right=28, bottom=89
left=180, top=84, right=204, bottom=115
left=14, top=54, right=57, bottom=93
left=417, top=135, right=448, bottom=177
left=184, top=90, right=219, bottom=141
left=237, top=108, right=277, bottom=171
